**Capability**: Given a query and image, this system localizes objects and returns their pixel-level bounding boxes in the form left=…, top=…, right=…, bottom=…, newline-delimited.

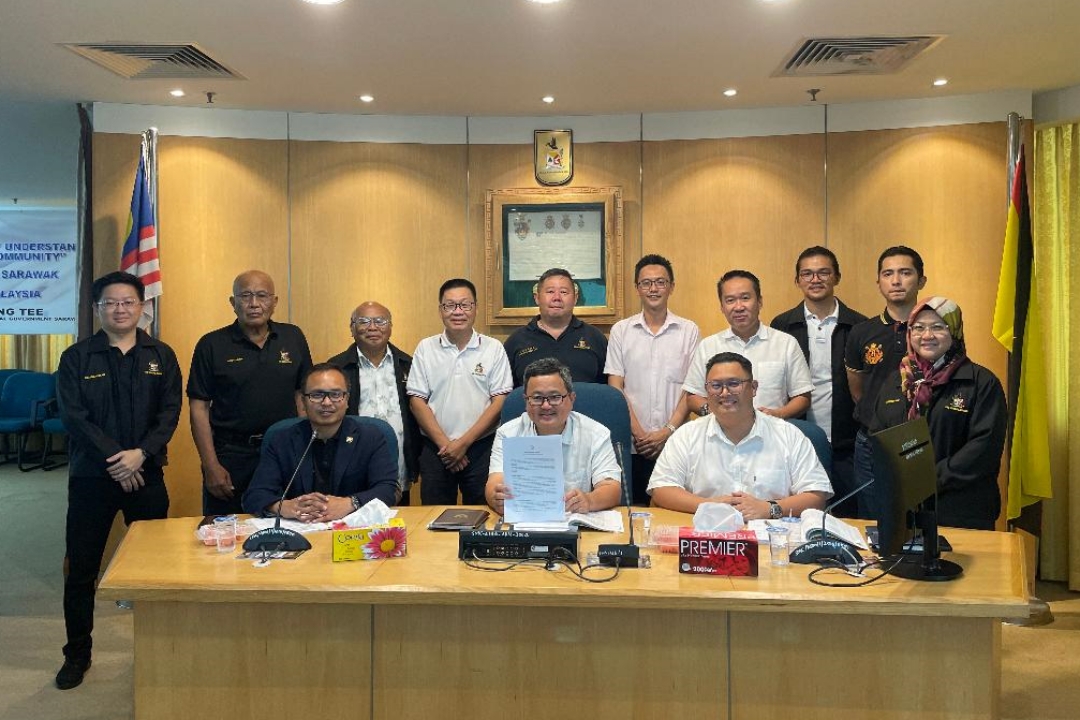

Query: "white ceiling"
left=2, top=0, right=1080, bottom=117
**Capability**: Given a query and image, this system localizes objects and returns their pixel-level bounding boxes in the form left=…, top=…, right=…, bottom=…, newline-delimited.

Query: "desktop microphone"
left=242, top=428, right=318, bottom=553
left=597, top=441, right=641, bottom=568
left=789, top=478, right=873, bottom=566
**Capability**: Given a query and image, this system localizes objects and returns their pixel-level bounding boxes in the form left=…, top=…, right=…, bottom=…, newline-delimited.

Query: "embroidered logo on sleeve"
left=863, top=343, right=884, bottom=365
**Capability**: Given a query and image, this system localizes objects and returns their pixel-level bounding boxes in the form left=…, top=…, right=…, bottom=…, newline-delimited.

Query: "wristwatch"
left=767, top=500, right=783, bottom=519
left=350, top=496, right=361, bottom=512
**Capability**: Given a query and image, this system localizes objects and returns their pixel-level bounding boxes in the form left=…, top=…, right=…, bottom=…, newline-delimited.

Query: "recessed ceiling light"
left=932, top=77, right=948, bottom=87
left=359, top=94, right=374, bottom=103
left=302, top=0, right=346, bottom=4
left=169, top=89, right=185, bottom=97
left=542, top=96, right=555, bottom=104
left=723, top=88, right=738, bottom=98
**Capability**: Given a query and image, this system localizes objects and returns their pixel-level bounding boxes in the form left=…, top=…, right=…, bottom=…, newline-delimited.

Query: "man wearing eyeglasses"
left=188, top=270, right=312, bottom=515
left=486, top=358, right=622, bottom=515
left=55, top=272, right=182, bottom=690
left=407, top=279, right=513, bottom=505
left=503, top=267, right=608, bottom=387
left=605, top=254, right=699, bottom=505
left=770, top=247, right=866, bottom=516
left=683, top=270, right=812, bottom=420
left=328, top=301, right=421, bottom=504
left=650, top=352, right=831, bottom=516
left=242, top=364, right=398, bottom=521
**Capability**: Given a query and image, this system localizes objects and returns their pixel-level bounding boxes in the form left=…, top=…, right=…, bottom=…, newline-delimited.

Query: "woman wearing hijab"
left=869, top=296, right=1007, bottom=530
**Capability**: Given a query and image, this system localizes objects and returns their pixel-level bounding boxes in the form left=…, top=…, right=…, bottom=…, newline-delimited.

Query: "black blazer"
left=770, top=299, right=867, bottom=451
left=328, top=342, right=421, bottom=484
left=242, top=416, right=399, bottom=515
left=869, top=362, right=1007, bottom=530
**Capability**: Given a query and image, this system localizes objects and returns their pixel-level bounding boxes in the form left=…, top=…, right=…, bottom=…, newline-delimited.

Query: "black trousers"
left=202, top=443, right=261, bottom=516
left=63, top=471, right=169, bottom=663
left=418, top=435, right=494, bottom=506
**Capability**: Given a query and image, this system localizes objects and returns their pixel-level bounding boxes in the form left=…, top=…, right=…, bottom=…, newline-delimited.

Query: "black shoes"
left=55, top=658, right=90, bottom=690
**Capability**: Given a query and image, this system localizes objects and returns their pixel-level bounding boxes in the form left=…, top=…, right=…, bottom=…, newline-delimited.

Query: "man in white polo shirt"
left=683, top=269, right=811, bottom=419
left=486, top=358, right=622, bottom=516
left=651, top=352, right=832, bottom=516
left=605, top=254, right=699, bottom=505
left=407, top=279, right=513, bottom=505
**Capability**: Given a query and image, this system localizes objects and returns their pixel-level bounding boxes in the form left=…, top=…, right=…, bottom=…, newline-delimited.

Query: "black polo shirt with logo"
left=503, top=315, right=608, bottom=388
left=187, top=320, right=313, bottom=439
left=844, top=309, right=909, bottom=429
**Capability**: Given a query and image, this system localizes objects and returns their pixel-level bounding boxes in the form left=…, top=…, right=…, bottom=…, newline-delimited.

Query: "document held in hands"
left=502, top=435, right=564, bottom=524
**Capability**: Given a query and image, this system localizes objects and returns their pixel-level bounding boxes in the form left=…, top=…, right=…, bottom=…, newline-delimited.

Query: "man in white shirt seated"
left=485, top=358, right=622, bottom=515
left=649, top=352, right=832, bottom=518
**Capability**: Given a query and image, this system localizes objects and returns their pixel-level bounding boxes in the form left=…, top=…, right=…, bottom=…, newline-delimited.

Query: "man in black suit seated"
left=242, top=363, right=399, bottom=522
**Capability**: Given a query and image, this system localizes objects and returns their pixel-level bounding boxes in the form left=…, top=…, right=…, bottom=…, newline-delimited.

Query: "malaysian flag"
left=120, top=152, right=161, bottom=329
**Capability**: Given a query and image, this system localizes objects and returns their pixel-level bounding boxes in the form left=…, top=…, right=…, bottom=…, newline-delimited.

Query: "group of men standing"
left=54, top=243, right=931, bottom=690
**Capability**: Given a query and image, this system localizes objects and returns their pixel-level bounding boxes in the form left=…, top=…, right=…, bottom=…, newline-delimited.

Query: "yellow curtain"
left=0, top=334, right=73, bottom=373
left=1033, top=123, right=1080, bottom=589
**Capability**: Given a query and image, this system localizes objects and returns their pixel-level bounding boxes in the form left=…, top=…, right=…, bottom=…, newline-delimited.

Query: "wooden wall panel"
left=288, top=141, right=468, bottom=362
left=90, top=121, right=1011, bottom=520
left=93, top=133, right=289, bottom=517
left=642, top=134, right=827, bottom=337
left=467, top=141, right=642, bottom=339
left=827, top=122, right=1009, bottom=387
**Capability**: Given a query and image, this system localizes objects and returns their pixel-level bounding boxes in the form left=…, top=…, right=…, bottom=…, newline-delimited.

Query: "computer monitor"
left=869, top=416, right=963, bottom=582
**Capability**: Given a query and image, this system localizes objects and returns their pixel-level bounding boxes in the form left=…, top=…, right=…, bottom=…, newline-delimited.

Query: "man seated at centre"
left=648, top=352, right=832, bottom=518
left=243, top=363, right=399, bottom=521
left=485, top=358, right=622, bottom=515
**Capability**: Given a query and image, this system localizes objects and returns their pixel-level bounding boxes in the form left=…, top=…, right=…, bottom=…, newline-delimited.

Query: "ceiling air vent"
left=774, top=36, right=945, bottom=77
left=60, top=42, right=244, bottom=80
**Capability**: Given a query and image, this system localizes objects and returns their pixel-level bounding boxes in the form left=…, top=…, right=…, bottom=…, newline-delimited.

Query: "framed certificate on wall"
left=484, top=186, right=623, bottom=327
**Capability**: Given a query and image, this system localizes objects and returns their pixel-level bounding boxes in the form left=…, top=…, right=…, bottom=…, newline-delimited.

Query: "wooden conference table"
left=98, top=506, right=1026, bottom=720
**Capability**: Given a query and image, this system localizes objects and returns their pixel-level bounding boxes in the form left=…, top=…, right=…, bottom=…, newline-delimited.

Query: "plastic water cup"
left=767, top=526, right=791, bottom=567
left=630, top=511, right=652, bottom=547
left=214, top=516, right=237, bottom=554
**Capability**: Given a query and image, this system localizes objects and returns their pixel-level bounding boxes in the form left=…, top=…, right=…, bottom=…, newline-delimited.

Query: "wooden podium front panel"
left=134, top=601, right=373, bottom=720
left=373, top=604, right=728, bottom=720
left=729, top=612, right=1000, bottom=720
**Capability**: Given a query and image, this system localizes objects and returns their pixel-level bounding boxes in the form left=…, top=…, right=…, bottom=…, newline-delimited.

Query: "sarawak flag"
left=992, top=144, right=1052, bottom=519
left=120, top=154, right=161, bottom=329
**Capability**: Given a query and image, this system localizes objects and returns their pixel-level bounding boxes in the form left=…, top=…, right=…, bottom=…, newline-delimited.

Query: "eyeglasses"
left=440, top=301, right=476, bottom=313
left=636, top=278, right=671, bottom=290
left=527, top=393, right=569, bottom=407
left=909, top=323, right=950, bottom=336
left=303, top=390, right=348, bottom=403
left=353, top=317, right=390, bottom=328
left=95, top=298, right=141, bottom=310
left=798, top=269, right=835, bottom=281
left=705, top=379, right=751, bottom=393
left=234, top=291, right=274, bottom=304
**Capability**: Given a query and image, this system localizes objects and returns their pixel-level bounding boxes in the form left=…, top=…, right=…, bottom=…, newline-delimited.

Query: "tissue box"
left=678, top=528, right=758, bottom=576
left=332, top=518, right=407, bottom=562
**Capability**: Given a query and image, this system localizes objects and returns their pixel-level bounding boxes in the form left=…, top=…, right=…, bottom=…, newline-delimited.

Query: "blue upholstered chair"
left=0, top=371, right=56, bottom=471
left=786, top=418, right=833, bottom=480
left=500, top=382, right=633, bottom=480
left=259, top=416, right=398, bottom=465
left=39, top=372, right=68, bottom=470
